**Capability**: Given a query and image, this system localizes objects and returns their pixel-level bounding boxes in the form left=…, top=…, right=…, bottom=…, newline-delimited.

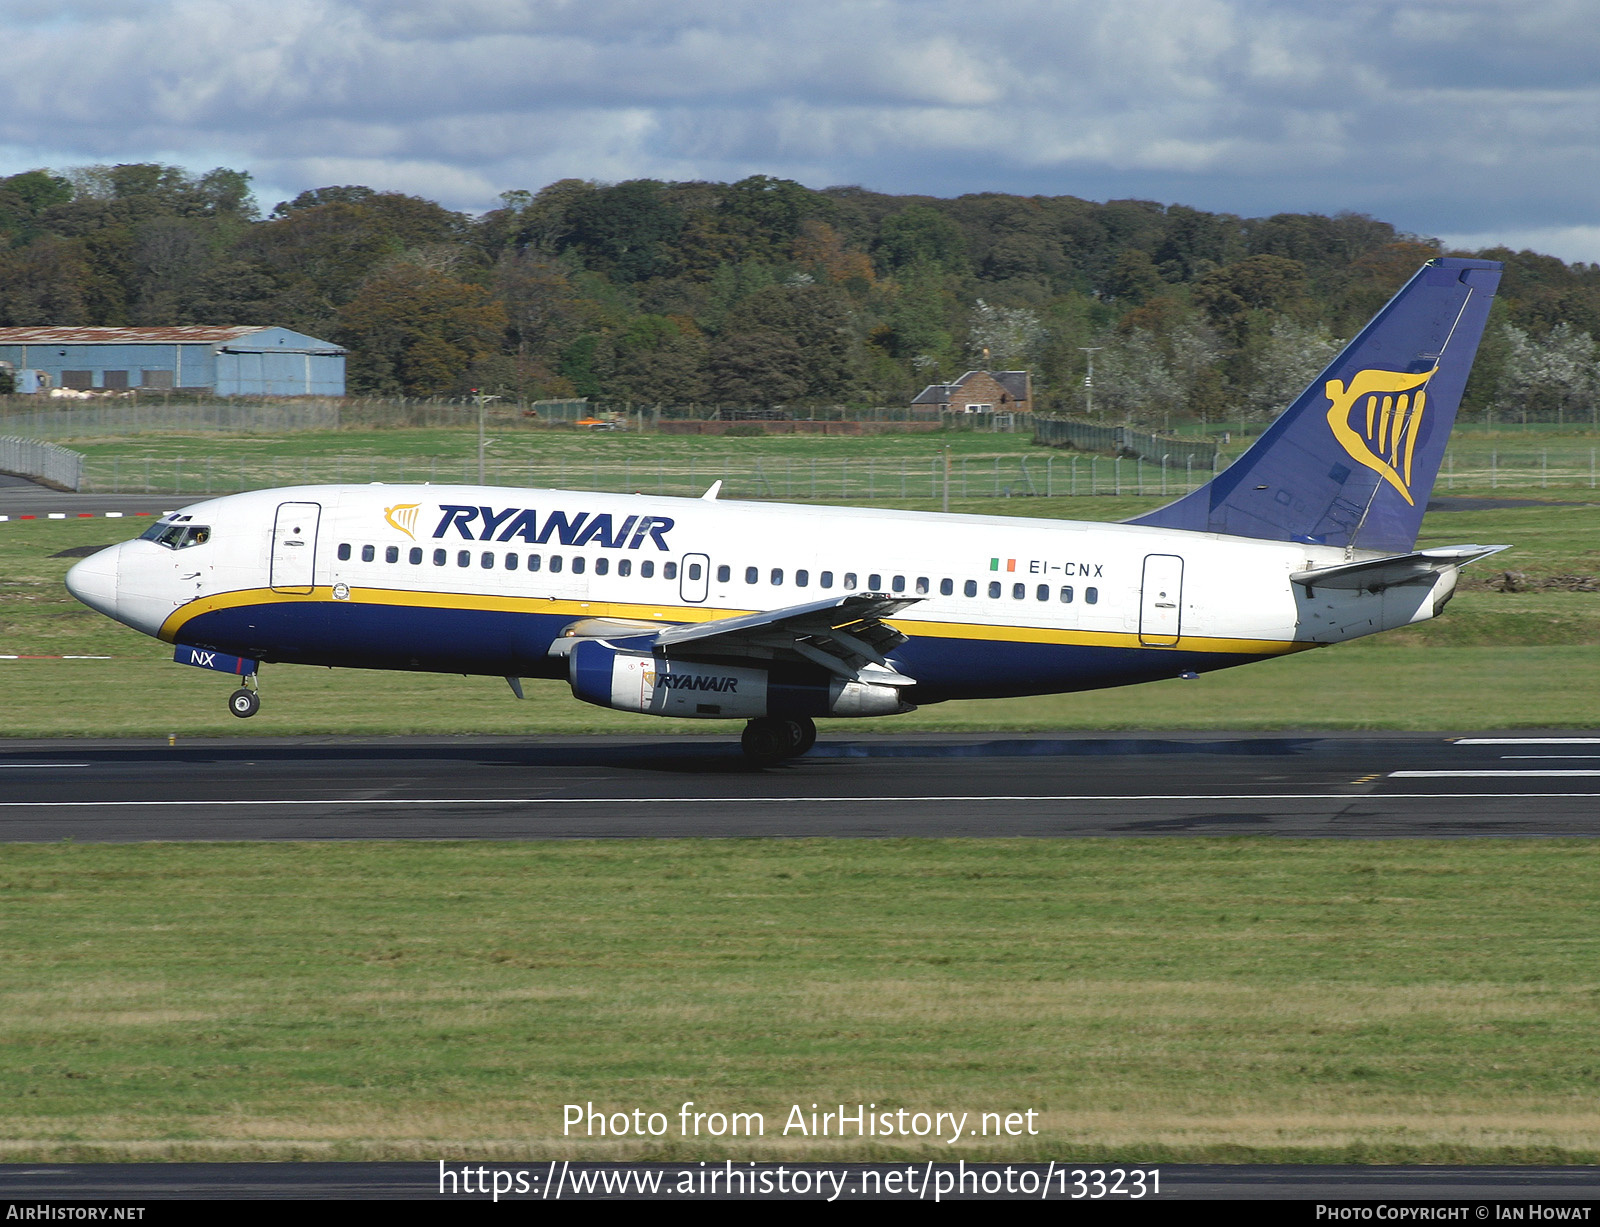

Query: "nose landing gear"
left=228, top=673, right=261, bottom=719
left=740, top=716, right=816, bottom=765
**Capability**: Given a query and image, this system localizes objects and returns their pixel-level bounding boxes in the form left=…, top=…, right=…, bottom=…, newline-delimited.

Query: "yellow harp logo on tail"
left=384, top=503, right=421, bottom=539
left=1325, top=367, right=1438, bottom=506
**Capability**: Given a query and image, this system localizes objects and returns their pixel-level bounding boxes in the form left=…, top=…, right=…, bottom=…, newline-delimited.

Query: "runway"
left=0, top=472, right=177, bottom=520
left=2, top=731, right=1598, bottom=841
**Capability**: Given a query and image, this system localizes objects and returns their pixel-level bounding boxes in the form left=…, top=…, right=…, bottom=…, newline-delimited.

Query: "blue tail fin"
left=1130, top=257, right=1502, bottom=553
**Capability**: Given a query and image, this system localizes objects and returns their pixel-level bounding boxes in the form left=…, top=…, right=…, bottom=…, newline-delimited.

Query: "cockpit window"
left=140, top=521, right=211, bottom=549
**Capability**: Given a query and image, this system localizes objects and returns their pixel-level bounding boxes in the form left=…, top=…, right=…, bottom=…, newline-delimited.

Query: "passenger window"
left=641, top=561, right=654, bottom=579
left=528, top=554, right=541, bottom=571
left=1037, top=584, right=1049, bottom=601
left=892, top=575, right=905, bottom=593
left=433, top=549, right=446, bottom=566
left=988, top=582, right=1001, bottom=598
left=550, top=555, right=563, bottom=573
left=457, top=550, right=470, bottom=567
left=1060, top=586, right=1074, bottom=603
left=595, top=557, right=609, bottom=575
left=844, top=572, right=858, bottom=590
left=506, top=553, right=519, bottom=571
left=745, top=566, right=758, bottom=584
left=481, top=551, right=494, bottom=569
left=572, top=556, right=586, bottom=574
left=964, top=580, right=977, bottom=598
left=663, top=561, right=677, bottom=580
left=916, top=577, right=930, bottom=595
left=1013, top=583, right=1025, bottom=599
left=820, top=571, right=834, bottom=589
left=1086, top=587, right=1098, bottom=604
left=386, top=546, right=399, bottom=564
left=716, top=565, right=730, bottom=583
left=868, top=573, right=882, bottom=590
left=770, top=568, right=783, bottom=585
left=409, top=547, right=422, bottom=565
left=618, top=559, right=630, bottom=577
left=939, top=578, right=953, bottom=596
left=337, top=543, right=351, bottom=561
left=795, top=569, right=808, bottom=587
left=361, top=545, right=375, bottom=562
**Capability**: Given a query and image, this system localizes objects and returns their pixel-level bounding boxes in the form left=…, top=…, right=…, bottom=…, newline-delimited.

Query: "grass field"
left=4, top=838, right=1600, bottom=1163
left=3, top=450, right=1599, bottom=1165
left=54, top=421, right=1600, bottom=502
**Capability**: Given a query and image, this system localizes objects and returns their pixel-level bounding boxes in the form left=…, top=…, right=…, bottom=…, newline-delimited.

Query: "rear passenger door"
left=1138, top=553, right=1183, bottom=646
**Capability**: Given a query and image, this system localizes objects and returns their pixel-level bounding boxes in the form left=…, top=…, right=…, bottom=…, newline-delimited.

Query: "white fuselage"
left=66, top=484, right=1453, bottom=707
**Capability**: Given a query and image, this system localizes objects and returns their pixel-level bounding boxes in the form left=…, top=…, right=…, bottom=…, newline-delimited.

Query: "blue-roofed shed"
left=0, top=325, right=346, bottom=396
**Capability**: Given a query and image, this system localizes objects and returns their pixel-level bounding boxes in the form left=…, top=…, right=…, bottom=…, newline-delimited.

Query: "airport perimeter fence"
left=70, top=444, right=1600, bottom=502
left=0, top=397, right=1021, bottom=439
left=1033, top=415, right=1221, bottom=468
left=0, top=396, right=613, bottom=438
left=78, top=451, right=1225, bottom=502
left=0, top=436, right=83, bottom=490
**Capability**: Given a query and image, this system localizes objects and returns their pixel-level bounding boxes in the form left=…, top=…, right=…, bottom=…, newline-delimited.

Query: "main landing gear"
left=741, top=716, right=816, bottom=765
left=228, top=673, right=260, bottom=719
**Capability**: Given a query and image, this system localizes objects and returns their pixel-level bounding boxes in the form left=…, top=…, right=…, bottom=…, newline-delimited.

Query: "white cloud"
left=0, top=0, right=1595, bottom=263
left=1437, top=227, right=1600, bottom=267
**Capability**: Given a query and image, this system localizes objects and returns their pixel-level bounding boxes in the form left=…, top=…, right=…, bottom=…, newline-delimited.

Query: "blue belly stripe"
left=174, top=600, right=1274, bottom=701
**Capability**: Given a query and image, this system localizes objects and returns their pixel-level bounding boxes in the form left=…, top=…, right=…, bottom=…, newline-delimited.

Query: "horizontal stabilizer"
left=1291, top=544, right=1509, bottom=592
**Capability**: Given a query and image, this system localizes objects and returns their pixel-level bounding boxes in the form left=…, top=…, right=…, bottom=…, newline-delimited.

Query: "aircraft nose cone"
left=65, top=544, right=120, bottom=619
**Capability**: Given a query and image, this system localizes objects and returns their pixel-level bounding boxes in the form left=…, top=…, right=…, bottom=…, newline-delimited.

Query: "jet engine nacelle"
left=567, top=639, right=910, bottom=720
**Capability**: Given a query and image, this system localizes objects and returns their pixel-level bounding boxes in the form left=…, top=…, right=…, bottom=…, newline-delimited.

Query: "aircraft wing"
left=1290, top=544, right=1510, bottom=592
left=653, top=592, right=923, bottom=685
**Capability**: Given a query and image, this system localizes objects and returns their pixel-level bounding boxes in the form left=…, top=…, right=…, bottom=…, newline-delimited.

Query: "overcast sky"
left=3, top=0, right=1596, bottom=263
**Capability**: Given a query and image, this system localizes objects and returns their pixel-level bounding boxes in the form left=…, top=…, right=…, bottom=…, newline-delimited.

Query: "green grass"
left=4, top=838, right=1600, bottom=1162
left=5, top=460, right=1600, bottom=1165
left=5, top=496, right=1599, bottom=737
left=54, top=420, right=1600, bottom=501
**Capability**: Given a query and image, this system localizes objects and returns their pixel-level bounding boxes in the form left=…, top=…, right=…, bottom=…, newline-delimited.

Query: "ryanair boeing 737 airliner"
left=66, top=258, right=1508, bottom=762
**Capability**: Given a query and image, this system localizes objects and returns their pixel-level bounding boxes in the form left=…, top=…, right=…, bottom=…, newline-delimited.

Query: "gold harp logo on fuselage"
left=384, top=503, right=421, bottom=539
left=1324, top=367, right=1438, bottom=506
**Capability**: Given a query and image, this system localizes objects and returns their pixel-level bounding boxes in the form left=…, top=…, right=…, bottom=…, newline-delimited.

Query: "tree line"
left=1, top=163, right=1596, bottom=423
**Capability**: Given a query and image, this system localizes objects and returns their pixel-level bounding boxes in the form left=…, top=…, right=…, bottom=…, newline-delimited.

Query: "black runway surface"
left=3, top=731, right=1598, bottom=841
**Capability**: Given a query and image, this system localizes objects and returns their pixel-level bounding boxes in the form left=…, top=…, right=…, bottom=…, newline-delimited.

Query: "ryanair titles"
left=432, top=505, right=675, bottom=550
